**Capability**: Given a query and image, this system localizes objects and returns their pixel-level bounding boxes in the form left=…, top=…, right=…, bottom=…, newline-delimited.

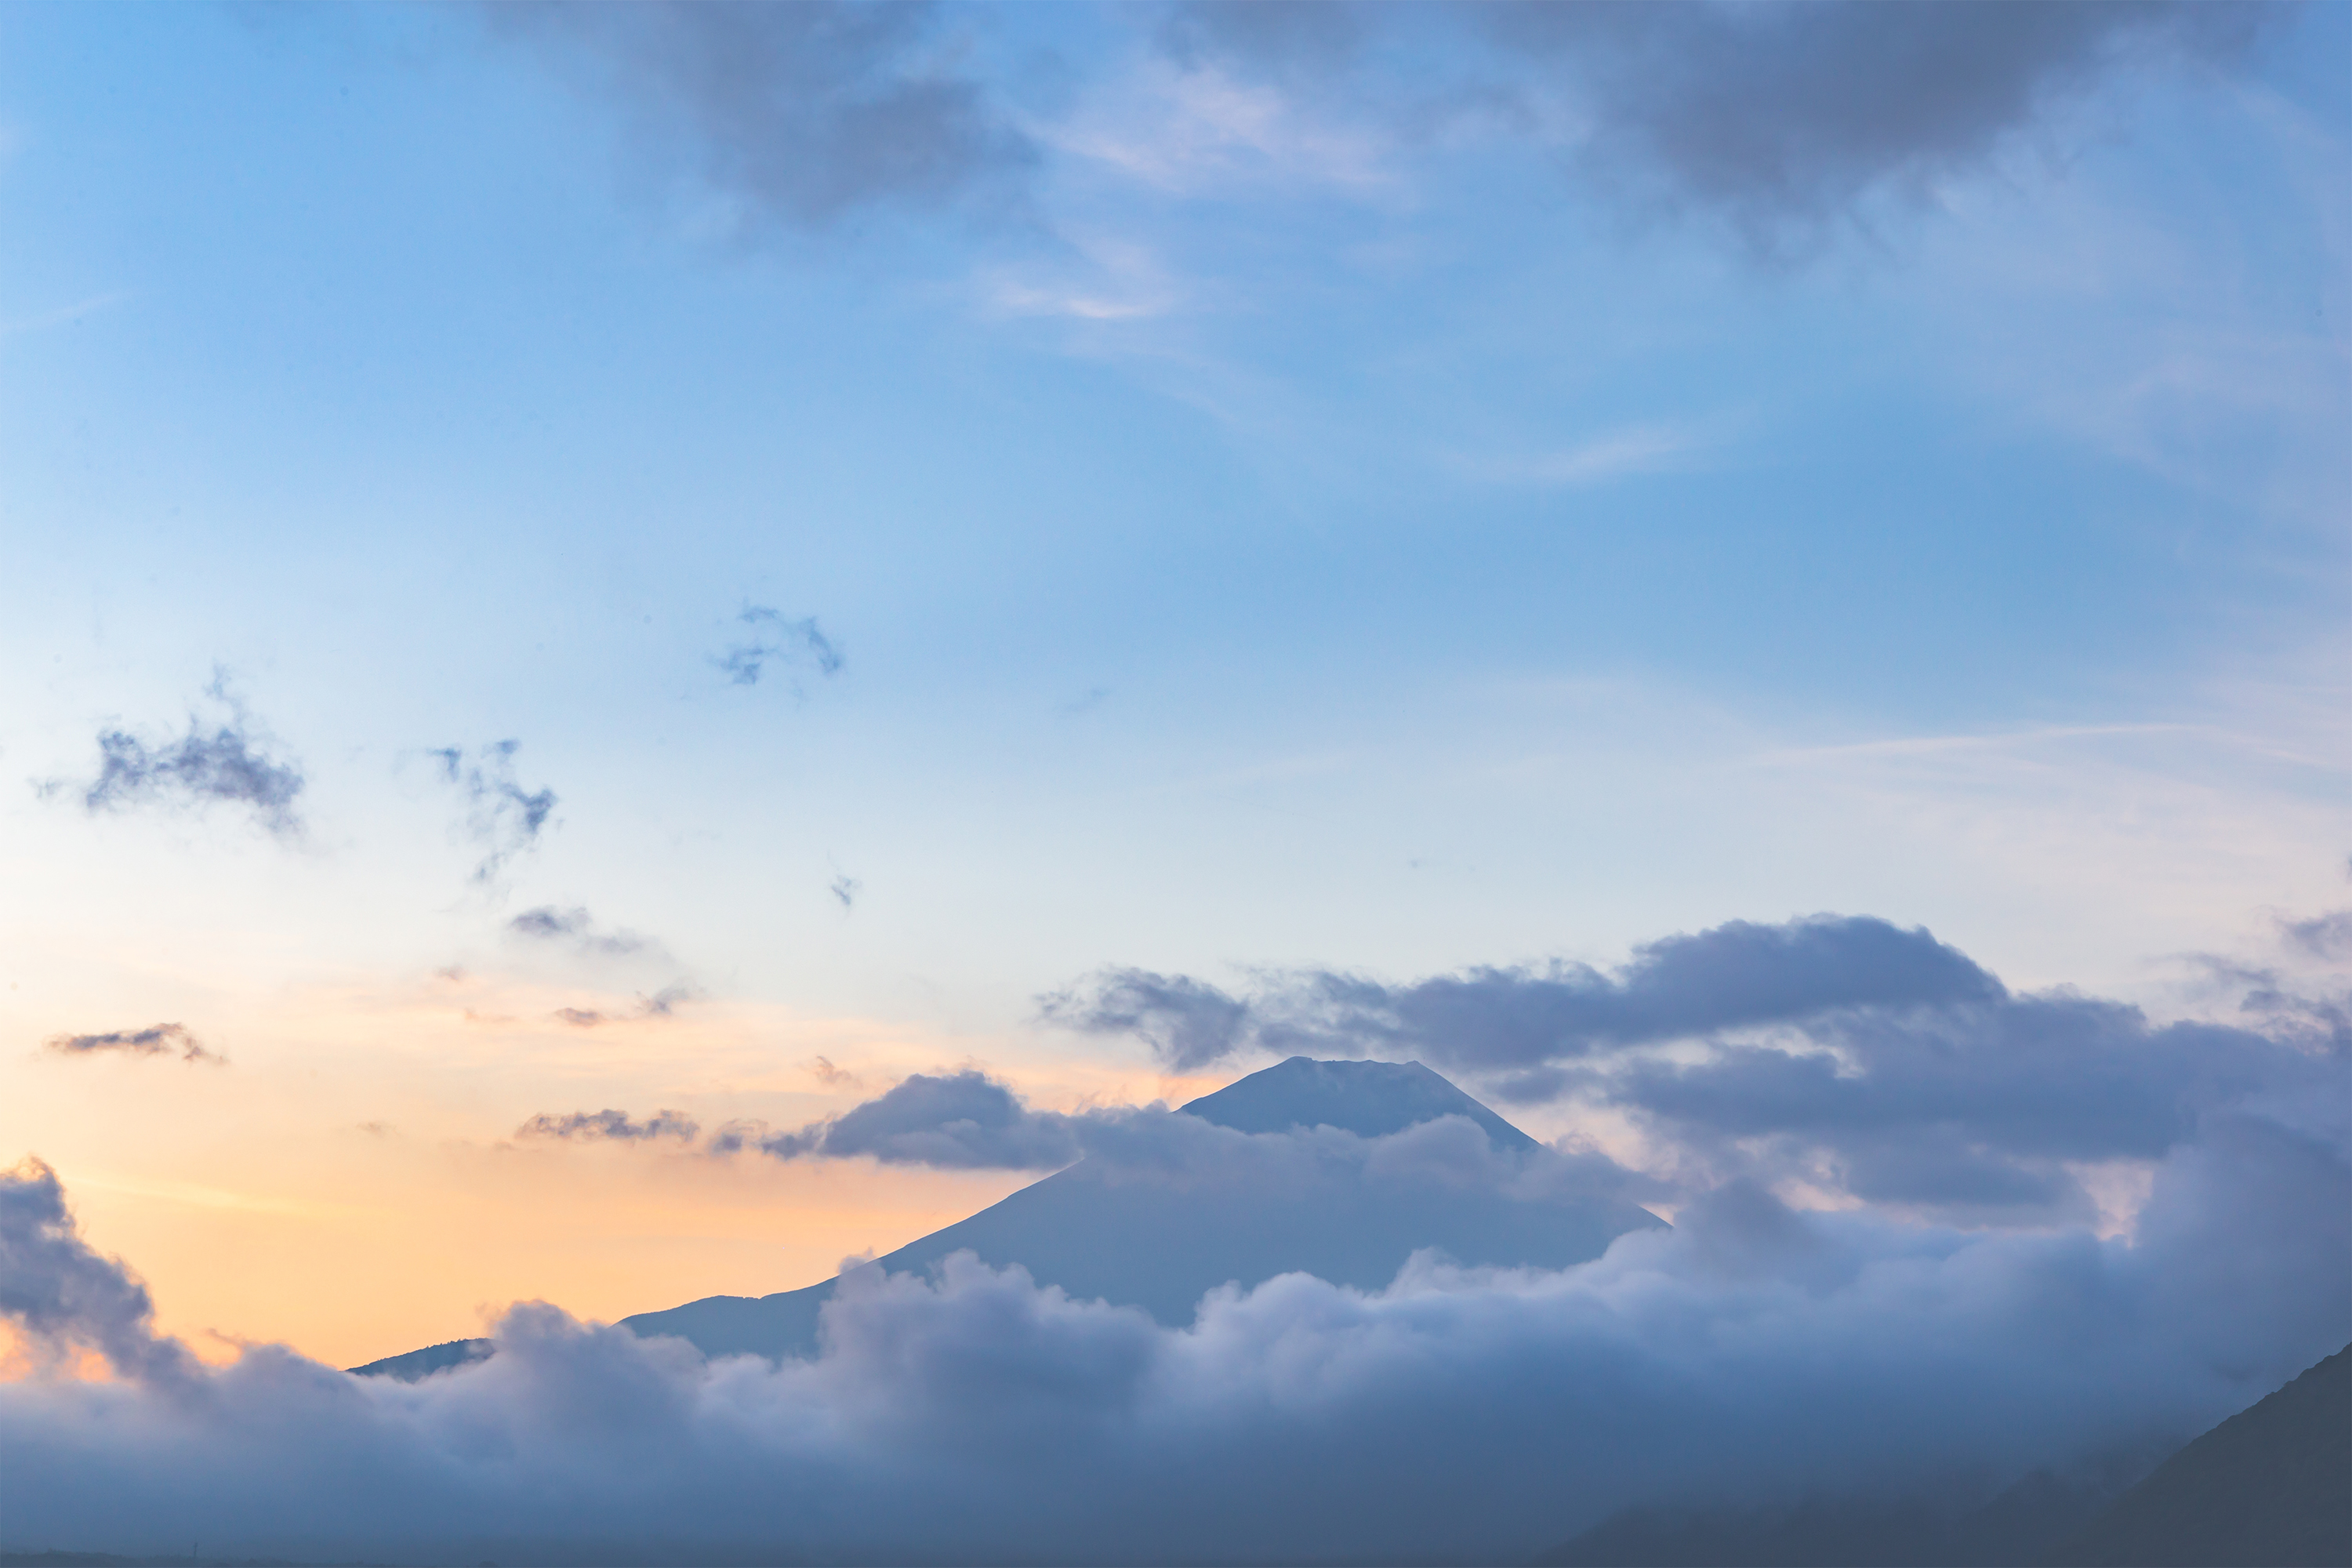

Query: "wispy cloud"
left=45, top=677, right=305, bottom=840
left=1452, top=423, right=1706, bottom=487
left=717, top=605, right=844, bottom=690
left=430, top=741, right=557, bottom=885
left=549, top=982, right=700, bottom=1029
left=42, top=1024, right=224, bottom=1066
left=507, top=905, right=655, bottom=958
left=515, top=1108, right=701, bottom=1143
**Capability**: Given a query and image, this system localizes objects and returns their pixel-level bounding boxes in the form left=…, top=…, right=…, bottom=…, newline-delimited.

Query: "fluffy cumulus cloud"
left=0, top=1109, right=2343, bottom=1564
left=488, top=2, right=1033, bottom=233
left=42, top=1023, right=223, bottom=1066
left=47, top=683, right=305, bottom=839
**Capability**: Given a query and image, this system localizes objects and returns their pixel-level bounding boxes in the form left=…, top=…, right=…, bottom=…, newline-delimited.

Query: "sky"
left=0, top=2, right=2348, bottom=1557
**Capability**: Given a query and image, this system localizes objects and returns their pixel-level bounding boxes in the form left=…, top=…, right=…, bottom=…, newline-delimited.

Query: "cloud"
left=1038, top=967, right=1253, bottom=1072
left=1047, top=915, right=2001, bottom=1073
left=2282, top=909, right=2352, bottom=961
left=0, top=1112, right=2343, bottom=1563
left=491, top=2, right=1033, bottom=234
left=507, top=906, right=652, bottom=958
left=548, top=984, right=700, bottom=1029
left=717, top=606, right=843, bottom=689
left=48, top=681, right=305, bottom=839
left=1042, top=913, right=2352, bottom=1219
left=0, top=1158, right=197, bottom=1385
left=829, top=874, right=861, bottom=911
left=42, top=1024, right=223, bottom=1066
left=430, top=741, right=557, bottom=884
left=723, top=1069, right=1105, bottom=1170
left=1480, top=0, right=2265, bottom=249
left=516, top=1109, right=701, bottom=1144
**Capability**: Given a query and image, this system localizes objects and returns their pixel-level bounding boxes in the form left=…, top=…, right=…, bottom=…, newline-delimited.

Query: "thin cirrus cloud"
left=1, top=1103, right=2343, bottom=1563
left=484, top=1, right=1034, bottom=235
left=43, top=682, right=305, bottom=840
left=428, top=741, right=557, bottom=886
left=42, top=1024, right=223, bottom=1067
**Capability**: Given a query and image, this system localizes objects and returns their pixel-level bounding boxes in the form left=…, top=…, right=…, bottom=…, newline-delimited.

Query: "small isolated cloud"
left=48, top=679, right=305, bottom=840
left=42, top=1024, right=223, bottom=1066
left=487, top=1, right=1035, bottom=236
left=516, top=1109, right=702, bottom=1143
left=507, top=905, right=652, bottom=958
left=550, top=983, right=700, bottom=1029
left=717, top=606, right=843, bottom=689
left=429, top=741, right=557, bottom=884
left=829, top=874, right=861, bottom=911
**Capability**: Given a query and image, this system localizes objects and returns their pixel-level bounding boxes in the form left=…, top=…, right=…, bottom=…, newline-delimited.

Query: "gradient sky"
left=2, top=1, right=2347, bottom=1370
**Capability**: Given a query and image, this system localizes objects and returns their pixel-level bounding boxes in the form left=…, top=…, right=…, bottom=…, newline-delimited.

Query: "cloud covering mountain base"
left=3, top=1102, right=2345, bottom=1566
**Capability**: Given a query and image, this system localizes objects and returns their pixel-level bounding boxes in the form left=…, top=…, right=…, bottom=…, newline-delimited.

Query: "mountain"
left=1533, top=1345, right=2352, bottom=1568
left=351, top=1057, right=1663, bottom=1377
left=2045, top=1343, right=2350, bottom=1568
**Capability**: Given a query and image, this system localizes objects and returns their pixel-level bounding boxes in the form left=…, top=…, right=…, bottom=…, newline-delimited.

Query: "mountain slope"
left=353, top=1057, right=1661, bottom=1376
left=2045, top=1344, right=2350, bottom=1567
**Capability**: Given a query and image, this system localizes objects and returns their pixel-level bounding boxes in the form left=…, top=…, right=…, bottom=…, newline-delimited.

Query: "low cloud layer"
left=431, top=741, right=558, bottom=884
left=1, top=1107, right=2343, bottom=1563
left=491, top=2, right=1032, bottom=234
left=42, top=1024, right=223, bottom=1066
left=47, top=684, right=305, bottom=839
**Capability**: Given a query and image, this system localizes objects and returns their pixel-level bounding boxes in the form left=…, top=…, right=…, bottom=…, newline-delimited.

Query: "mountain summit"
left=354, top=1057, right=1661, bottom=1376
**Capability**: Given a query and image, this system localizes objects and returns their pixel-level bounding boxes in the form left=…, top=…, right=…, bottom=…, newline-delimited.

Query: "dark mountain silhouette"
left=351, top=1057, right=1661, bottom=1377
left=2045, top=1343, right=2349, bottom=1568
left=1534, top=1345, right=2351, bottom=1568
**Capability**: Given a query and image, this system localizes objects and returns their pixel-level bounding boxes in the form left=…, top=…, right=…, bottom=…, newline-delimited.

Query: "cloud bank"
left=1, top=1105, right=2343, bottom=1563
left=42, top=1024, right=223, bottom=1066
left=1045, top=914, right=2346, bottom=1224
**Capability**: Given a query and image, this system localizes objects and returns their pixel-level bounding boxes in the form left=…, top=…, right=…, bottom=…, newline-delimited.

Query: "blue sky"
left=1, top=2, right=2347, bottom=1361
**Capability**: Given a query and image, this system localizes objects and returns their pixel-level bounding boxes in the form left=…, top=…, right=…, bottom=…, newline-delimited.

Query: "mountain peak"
left=1179, top=1056, right=1539, bottom=1151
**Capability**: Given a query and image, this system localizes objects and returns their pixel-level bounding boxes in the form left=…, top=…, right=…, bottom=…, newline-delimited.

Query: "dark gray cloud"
left=0, top=1114, right=2342, bottom=1563
left=0, top=1158, right=197, bottom=1385
left=430, top=741, right=557, bottom=884
left=491, top=2, right=1033, bottom=234
left=42, top=1023, right=223, bottom=1066
left=728, top=1069, right=1100, bottom=1169
left=1039, top=967, right=1252, bottom=1072
left=718, top=605, right=844, bottom=688
left=1046, top=913, right=2348, bottom=1218
left=49, top=684, right=305, bottom=839
left=1047, top=915, right=1999, bottom=1073
left=516, top=1109, right=701, bottom=1143
left=1486, top=0, right=2264, bottom=246
left=507, top=906, right=652, bottom=957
